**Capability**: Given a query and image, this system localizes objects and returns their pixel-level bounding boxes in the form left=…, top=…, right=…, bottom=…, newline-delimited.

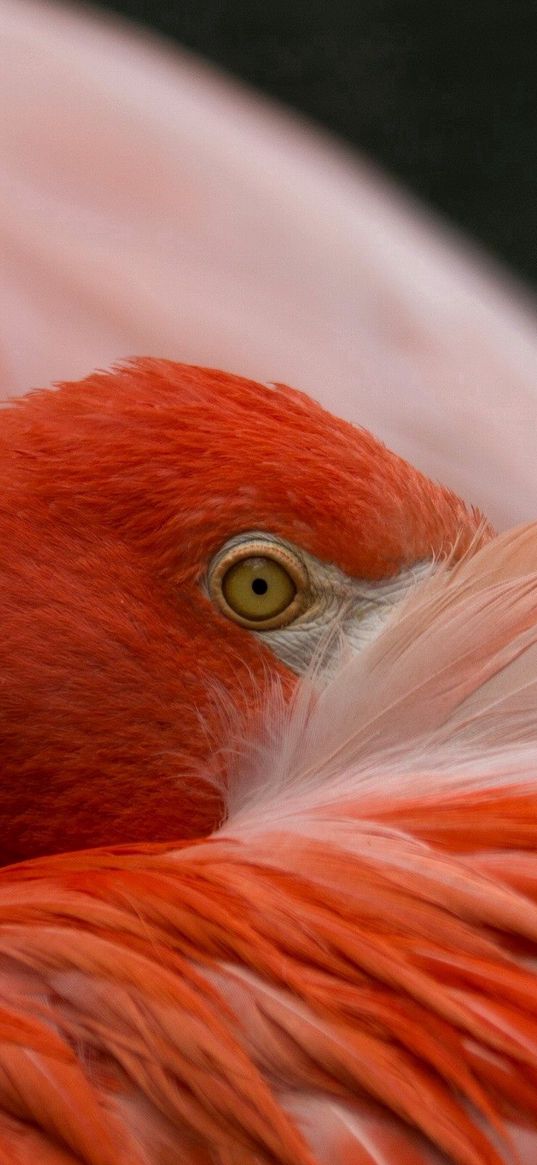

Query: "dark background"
left=94, top=0, right=536, bottom=286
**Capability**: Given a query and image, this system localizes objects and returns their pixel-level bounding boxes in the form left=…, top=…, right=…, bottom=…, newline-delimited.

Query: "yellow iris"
left=208, top=536, right=309, bottom=630
left=222, top=556, right=296, bottom=621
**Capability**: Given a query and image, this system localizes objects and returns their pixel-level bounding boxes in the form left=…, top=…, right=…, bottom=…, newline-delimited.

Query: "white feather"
left=223, top=524, right=537, bottom=832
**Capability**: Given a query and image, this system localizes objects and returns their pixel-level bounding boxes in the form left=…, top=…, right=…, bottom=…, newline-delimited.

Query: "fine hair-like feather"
left=1, top=525, right=537, bottom=1162
left=0, top=359, right=487, bottom=863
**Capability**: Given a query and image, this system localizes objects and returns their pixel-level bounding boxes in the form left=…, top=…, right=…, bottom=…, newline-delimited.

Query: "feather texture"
left=1, top=525, right=537, bottom=1162
left=0, top=360, right=486, bottom=864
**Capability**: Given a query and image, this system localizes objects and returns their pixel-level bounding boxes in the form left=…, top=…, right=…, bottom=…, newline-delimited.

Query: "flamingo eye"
left=208, top=538, right=309, bottom=629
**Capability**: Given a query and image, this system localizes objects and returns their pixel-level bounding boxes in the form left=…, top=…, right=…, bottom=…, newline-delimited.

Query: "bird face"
left=206, top=529, right=432, bottom=674
left=0, top=360, right=488, bottom=863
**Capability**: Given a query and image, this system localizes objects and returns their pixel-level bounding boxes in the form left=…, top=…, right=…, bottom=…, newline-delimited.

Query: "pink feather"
left=1, top=0, right=536, bottom=528
left=1, top=525, right=537, bottom=1162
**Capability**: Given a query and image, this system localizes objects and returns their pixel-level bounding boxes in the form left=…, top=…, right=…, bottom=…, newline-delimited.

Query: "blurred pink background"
left=1, top=0, right=536, bottom=529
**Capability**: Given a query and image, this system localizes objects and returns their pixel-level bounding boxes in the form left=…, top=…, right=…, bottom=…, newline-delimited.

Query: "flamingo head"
left=0, top=359, right=489, bottom=862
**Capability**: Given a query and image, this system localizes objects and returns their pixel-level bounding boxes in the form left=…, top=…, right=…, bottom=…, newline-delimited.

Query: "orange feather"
left=7, top=361, right=537, bottom=1162
left=0, top=360, right=486, bottom=864
left=0, top=523, right=537, bottom=1162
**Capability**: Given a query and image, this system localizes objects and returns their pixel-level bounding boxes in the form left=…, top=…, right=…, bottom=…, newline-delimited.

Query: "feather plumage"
left=0, top=359, right=486, bottom=864
left=1, top=524, right=537, bottom=1162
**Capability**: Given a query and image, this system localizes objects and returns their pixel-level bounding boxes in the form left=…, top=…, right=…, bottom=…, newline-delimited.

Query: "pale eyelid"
left=205, top=530, right=431, bottom=676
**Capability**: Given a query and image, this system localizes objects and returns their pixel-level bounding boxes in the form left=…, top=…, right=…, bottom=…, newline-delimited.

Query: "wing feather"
left=1, top=527, right=537, bottom=1160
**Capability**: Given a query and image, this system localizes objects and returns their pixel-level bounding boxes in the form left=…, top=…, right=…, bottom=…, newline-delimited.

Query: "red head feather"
left=0, top=360, right=487, bottom=862
left=0, top=524, right=536, bottom=1164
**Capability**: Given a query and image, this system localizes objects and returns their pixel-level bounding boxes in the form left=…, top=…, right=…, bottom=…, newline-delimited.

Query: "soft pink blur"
left=1, top=0, right=536, bottom=529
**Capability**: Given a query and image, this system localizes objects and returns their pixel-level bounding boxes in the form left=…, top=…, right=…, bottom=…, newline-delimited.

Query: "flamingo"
left=2, top=6, right=537, bottom=1160
left=1, top=360, right=537, bottom=1162
left=0, top=358, right=486, bottom=864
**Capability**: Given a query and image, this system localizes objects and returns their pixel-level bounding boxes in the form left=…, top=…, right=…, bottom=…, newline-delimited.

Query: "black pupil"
left=252, top=577, right=268, bottom=595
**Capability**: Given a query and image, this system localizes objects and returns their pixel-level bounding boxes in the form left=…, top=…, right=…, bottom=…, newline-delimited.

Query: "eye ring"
left=208, top=538, right=309, bottom=630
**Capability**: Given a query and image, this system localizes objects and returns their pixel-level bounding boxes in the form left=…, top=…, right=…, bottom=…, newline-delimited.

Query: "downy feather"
left=1, top=526, right=537, bottom=1161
